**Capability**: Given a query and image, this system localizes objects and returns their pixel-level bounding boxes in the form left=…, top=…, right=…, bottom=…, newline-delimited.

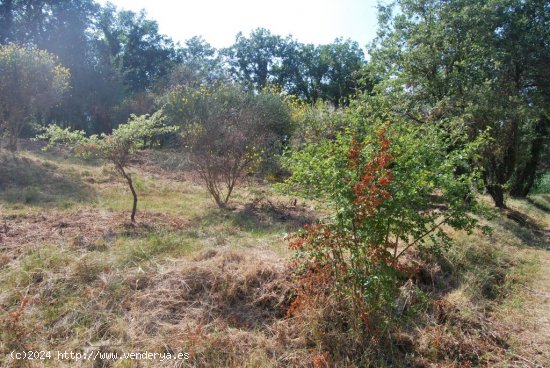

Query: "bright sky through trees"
left=98, top=0, right=379, bottom=52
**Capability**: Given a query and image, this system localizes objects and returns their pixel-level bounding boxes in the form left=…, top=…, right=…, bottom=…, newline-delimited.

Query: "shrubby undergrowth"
left=282, top=98, right=489, bottom=349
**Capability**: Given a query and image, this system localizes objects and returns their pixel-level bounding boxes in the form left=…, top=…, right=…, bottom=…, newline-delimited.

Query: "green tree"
left=39, top=112, right=174, bottom=222
left=168, top=36, right=225, bottom=88
left=316, top=39, right=366, bottom=105
left=272, top=38, right=313, bottom=100
left=0, top=44, right=70, bottom=151
left=274, top=38, right=366, bottom=105
left=223, top=28, right=284, bottom=91
left=370, top=0, right=550, bottom=207
left=0, top=0, right=137, bottom=134
left=97, top=6, right=180, bottom=93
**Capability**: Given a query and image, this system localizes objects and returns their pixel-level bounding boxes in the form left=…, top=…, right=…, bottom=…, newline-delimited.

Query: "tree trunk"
left=483, top=121, right=518, bottom=209
left=119, top=165, right=138, bottom=222
left=7, top=118, right=23, bottom=151
left=486, top=184, right=506, bottom=209
left=484, top=159, right=508, bottom=209
left=510, top=117, right=548, bottom=197
left=7, top=133, right=17, bottom=152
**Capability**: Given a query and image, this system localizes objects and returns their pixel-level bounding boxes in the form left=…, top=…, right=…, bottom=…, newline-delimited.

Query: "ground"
left=497, top=242, right=550, bottom=366
left=0, top=147, right=548, bottom=367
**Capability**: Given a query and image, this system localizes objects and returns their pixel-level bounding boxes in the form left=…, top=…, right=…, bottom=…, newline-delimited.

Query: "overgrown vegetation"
left=165, top=84, right=292, bottom=207
left=283, top=100, right=489, bottom=356
left=0, top=148, right=547, bottom=367
left=370, top=0, right=550, bottom=207
left=0, top=0, right=549, bottom=366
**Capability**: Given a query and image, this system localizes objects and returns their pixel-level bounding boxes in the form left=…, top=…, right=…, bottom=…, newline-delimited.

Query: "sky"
left=97, top=0, right=380, bottom=54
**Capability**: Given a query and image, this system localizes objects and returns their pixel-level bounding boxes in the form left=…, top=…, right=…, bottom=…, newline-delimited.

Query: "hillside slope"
left=0, top=149, right=548, bottom=367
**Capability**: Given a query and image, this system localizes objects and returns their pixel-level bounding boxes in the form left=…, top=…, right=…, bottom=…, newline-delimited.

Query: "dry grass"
left=0, top=248, right=300, bottom=367
left=0, top=146, right=549, bottom=367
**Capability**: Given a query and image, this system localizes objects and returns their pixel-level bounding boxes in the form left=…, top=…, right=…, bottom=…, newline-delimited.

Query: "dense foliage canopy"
left=369, top=0, right=550, bottom=206
left=0, top=44, right=70, bottom=151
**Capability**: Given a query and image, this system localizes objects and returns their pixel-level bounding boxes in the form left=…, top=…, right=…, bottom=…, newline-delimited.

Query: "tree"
left=0, top=0, right=113, bottom=132
left=224, top=30, right=367, bottom=105
left=167, top=84, right=291, bottom=208
left=98, top=6, right=181, bottom=94
left=168, top=36, right=225, bottom=88
left=223, top=28, right=284, bottom=91
left=316, top=39, right=366, bottom=105
left=271, top=38, right=311, bottom=99
left=0, top=44, right=70, bottom=151
left=39, top=112, right=173, bottom=222
left=370, top=0, right=550, bottom=207
left=0, top=1, right=182, bottom=134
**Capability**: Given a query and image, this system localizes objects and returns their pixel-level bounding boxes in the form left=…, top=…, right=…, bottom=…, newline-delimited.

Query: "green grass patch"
left=531, top=172, right=550, bottom=194
left=114, top=230, right=200, bottom=266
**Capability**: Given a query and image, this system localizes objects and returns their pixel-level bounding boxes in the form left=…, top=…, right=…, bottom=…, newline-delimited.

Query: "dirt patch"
left=0, top=209, right=189, bottom=255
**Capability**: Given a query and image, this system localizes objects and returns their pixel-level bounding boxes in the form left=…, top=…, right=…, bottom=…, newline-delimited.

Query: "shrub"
left=283, top=99, right=486, bottom=337
left=166, top=84, right=292, bottom=208
left=530, top=172, right=550, bottom=194
left=288, top=99, right=346, bottom=149
left=0, top=44, right=70, bottom=151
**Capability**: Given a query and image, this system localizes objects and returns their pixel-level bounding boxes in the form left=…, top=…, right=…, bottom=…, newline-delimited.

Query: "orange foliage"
left=287, top=131, right=397, bottom=329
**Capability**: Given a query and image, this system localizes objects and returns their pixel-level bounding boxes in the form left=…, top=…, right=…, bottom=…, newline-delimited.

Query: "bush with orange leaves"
left=283, top=102, right=487, bottom=340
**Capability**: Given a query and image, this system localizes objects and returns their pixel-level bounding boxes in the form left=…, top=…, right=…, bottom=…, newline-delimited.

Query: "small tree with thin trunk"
left=0, top=44, right=70, bottom=151
left=39, top=111, right=173, bottom=222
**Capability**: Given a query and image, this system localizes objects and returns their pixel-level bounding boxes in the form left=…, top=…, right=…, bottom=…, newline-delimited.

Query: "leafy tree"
left=97, top=6, right=181, bottom=93
left=272, top=38, right=313, bottom=100
left=168, top=36, right=226, bottom=88
left=39, top=112, right=174, bottom=222
left=284, top=97, right=485, bottom=335
left=223, top=28, right=284, bottom=91
left=0, top=44, right=70, bottom=151
left=370, top=0, right=550, bottom=207
left=0, top=0, right=151, bottom=134
left=316, top=38, right=366, bottom=105
left=0, top=0, right=114, bottom=132
left=0, top=1, right=181, bottom=133
left=224, top=30, right=367, bottom=105
left=167, top=84, right=291, bottom=207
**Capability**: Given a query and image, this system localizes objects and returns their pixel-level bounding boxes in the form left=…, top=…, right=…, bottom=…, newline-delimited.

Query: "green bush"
left=0, top=44, right=70, bottom=151
left=38, top=112, right=174, bottom=222
left=283, top=97, right=486, bottom=335
left=531, top=172, right=550, bottom=194
left=164, top=84, right=292, bottom=207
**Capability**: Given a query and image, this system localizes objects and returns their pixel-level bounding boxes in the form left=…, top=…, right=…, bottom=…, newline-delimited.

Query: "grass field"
left=1, top=147, right=548, bottom=367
